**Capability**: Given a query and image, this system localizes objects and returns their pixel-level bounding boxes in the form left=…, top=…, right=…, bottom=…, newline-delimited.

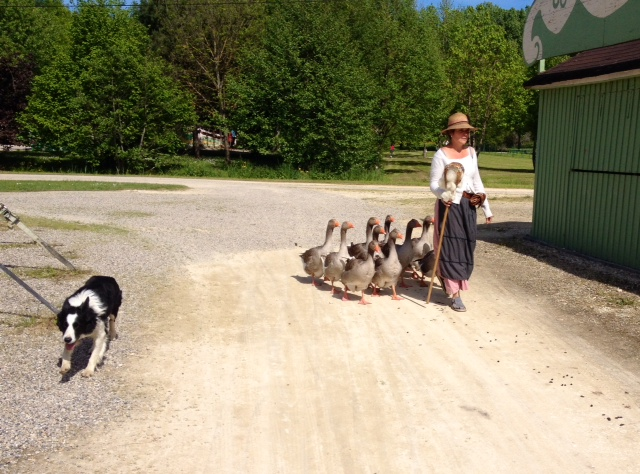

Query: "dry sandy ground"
left=3, top=177, right=640, bottom=473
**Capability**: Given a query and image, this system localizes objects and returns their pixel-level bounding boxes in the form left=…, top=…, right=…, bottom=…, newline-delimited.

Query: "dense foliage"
left=0, top=0, right=71, bottom=145
left=18, top=0, right=196, bottom=172
left=4, top=0, right=540, bottom=174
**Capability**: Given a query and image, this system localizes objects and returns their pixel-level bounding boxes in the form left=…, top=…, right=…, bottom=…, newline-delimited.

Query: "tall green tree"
left=137, top=0, right=261, bottom=163
left=0, top=0, right=71, bottom=66
left=19, top=0, right=196, bottom=172
left=348, top=0, right=447, bottom=149
left=441, top=6, right=528, bottom=150
left=0, top=0, right=71, bottom=144
left=232, top=0, right=380, bottom=173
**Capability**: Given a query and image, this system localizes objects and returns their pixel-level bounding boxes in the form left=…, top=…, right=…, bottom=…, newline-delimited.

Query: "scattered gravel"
left=0, top=179, right=403, bottom=468
left=1, top=177, right=638, bottom=469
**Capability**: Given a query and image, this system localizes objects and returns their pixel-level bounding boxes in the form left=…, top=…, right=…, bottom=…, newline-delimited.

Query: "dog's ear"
left=81, top=296, right=91, bottom=311
left=57, top=301, right=69, bottom=323
left=56, top=310, right=65, bottom=329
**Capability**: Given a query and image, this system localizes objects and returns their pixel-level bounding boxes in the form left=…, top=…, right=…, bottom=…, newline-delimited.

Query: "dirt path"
left=2, top=175, right=638, bottom=472
left=29, top=249, right=640, bottom=473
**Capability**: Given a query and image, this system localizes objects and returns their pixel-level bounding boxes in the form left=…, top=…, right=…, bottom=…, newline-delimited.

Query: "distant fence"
left=505, top=148, right=533, bottom=155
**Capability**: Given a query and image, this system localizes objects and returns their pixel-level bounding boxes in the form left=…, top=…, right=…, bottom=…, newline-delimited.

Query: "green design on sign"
left=523, top=0, right=640, bottom=65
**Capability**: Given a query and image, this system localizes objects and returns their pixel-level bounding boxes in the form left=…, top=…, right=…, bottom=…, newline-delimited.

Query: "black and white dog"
left=56, top=276, right=122, bottom=377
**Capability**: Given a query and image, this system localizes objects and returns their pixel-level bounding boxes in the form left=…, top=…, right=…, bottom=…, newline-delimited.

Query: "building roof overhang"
left=524, top=39, right=640, bottom=90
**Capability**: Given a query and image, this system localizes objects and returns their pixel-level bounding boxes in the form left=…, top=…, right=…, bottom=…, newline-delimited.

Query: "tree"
left=347, top=0, right=447, bottom=150
left=0, top=0, right=71, bottom=67
left=0, top=54, right=36, bottom=144
left=441, top=7, right=529, bottom=151
left=19, top=0, right=196, bottom=172
left=138, top=0, right=261, bottom=163
left=0, top=0, right=71, bottom=144
left=231, top=0, right=380, bottom=174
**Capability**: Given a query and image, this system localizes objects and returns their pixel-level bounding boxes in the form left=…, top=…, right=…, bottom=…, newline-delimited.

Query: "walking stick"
left=426, top=204, right=450, bottom=304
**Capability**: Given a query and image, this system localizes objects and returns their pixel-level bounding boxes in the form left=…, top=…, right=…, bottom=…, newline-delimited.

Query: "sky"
left=417, top=0, right=532, bottom=10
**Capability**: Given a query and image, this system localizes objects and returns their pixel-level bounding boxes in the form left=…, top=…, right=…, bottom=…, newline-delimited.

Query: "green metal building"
left=523, top=0, right=640, bottom=270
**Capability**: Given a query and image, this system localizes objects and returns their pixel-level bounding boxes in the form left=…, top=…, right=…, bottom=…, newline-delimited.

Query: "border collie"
left=57, top=276, right=122, bottom=377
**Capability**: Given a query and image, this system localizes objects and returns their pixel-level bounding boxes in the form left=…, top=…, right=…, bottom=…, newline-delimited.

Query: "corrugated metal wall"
left=532, top=76, right=640, bottom=270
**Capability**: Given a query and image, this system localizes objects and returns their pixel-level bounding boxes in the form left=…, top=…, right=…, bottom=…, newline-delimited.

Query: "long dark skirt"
left=436, top=198, right=477, bottom=281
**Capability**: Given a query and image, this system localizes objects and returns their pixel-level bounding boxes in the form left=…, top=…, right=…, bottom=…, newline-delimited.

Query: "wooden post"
left=426, top=205, right=450, bottom=304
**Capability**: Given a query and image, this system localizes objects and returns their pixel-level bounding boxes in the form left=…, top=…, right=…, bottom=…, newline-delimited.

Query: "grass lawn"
left=0, top=149, right=534, bottom=189
left=383, top=150, right=534, bottom=189
left=0, top=180, right=187, bottom=192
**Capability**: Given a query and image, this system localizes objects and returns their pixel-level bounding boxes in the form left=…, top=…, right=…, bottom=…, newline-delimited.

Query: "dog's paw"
left=60, top=362, right=71, bottom=374
left=80, top=368, right=95, bottom=377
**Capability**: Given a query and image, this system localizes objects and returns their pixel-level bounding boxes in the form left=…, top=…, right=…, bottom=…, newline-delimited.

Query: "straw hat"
left=441, top=112, right=478, bottom=134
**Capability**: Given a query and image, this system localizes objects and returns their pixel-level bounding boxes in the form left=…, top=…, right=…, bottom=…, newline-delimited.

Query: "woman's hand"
left=486, top=216, right=494, bottom=224
left=443, top=199, right=453, bottom=208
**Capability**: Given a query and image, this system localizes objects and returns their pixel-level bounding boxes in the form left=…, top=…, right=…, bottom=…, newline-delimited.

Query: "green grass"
left=8, top=316, right=49, bottom=329
left=383, top=150, right=534, bottom=188
left=14, top=266, right=90, bottom=280
left=610, top=297, right=637, bottom=307
left=1, top=148, right=534, bottom=188
left=20, top=215, right=127, bottom=234
left=0, top=180, right=188, bottom=193
left=153, top=155, right=386, bottom=182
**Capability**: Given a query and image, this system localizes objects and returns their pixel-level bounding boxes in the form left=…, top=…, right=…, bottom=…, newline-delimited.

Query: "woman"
left=430, top=112, right=493, bottom=312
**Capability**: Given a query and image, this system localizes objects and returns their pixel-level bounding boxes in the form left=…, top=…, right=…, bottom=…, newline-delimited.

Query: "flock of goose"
left=300, top=215, right=438, bottom=304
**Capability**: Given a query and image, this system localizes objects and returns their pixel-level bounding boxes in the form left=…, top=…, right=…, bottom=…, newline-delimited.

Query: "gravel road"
left=1, top=175, right=639, bottom=472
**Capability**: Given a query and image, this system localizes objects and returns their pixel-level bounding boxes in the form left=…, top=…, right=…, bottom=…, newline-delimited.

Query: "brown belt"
left=462, top=191, right=486, bottom=207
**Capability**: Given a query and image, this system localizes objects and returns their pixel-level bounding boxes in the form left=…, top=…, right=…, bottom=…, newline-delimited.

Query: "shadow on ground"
left=478, top=221, right=640, bottom=297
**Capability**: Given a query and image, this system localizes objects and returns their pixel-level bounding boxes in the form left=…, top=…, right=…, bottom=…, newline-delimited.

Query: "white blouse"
left=429, top=147, right=493, bottom=218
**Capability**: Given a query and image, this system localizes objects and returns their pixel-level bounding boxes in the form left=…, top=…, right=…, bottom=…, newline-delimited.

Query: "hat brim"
left=441, top=123, right=478, bottom=134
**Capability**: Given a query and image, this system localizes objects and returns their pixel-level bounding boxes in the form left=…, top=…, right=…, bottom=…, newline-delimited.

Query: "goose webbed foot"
left=358, top=291, right=372, bottom=305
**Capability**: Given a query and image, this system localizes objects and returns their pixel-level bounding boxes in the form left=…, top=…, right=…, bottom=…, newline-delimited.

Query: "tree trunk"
left=193, top=127, right=200, bottom=159
left=224, top=130, right=231, bottom=165
left=532, top=140, right=536, bottom=171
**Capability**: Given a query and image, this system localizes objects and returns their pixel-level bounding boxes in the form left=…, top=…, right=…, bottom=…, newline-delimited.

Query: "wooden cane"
left=426, top=204, right=450, bottom=304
